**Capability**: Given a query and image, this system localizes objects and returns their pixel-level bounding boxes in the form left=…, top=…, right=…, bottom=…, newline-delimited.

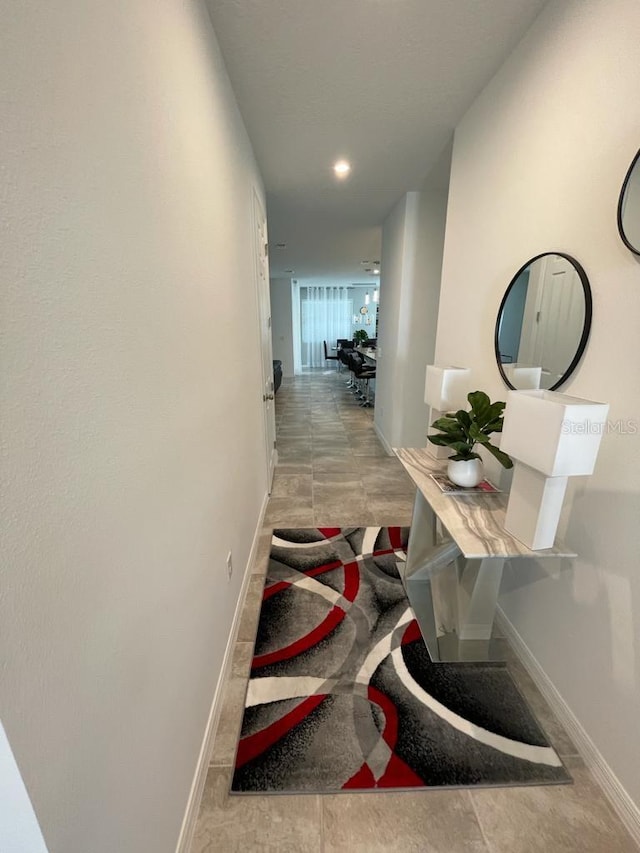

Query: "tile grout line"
left=274, top=371, right=406, bottom=528
left=319, top=792, right=325, bottom=853
left=466, top=789, right=497, bottom=853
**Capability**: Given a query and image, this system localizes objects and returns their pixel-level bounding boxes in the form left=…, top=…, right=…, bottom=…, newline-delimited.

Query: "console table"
left=394, top=448, right=575, bottom=662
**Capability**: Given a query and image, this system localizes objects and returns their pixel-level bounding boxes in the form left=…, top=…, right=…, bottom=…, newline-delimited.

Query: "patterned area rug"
left=231, top=527, right=571, bottom=793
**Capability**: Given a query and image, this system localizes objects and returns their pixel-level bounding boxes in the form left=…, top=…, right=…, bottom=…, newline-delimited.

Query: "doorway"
left=253, top=189, right=277, bottom=490
left=291, top=282, right=378, bottom=373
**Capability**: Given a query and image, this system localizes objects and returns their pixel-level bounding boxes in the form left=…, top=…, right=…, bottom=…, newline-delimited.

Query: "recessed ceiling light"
left=360, top=260, right=370, bottom=265
left=372, top=268, right=380, bottom=275
left=284, top=268, right=295, bottom=274
left=275, top=242, right=286, bottom=249
left=333, top=160, right=351, bottom=178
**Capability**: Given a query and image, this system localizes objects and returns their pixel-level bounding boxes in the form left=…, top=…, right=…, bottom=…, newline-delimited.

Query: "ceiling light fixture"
left=372, top=267, right=380, bottom=275
left=333, top=160, right=351, bottom=179
left=373, top=289, right=379, bottom=303
left=365, top=291, right=370, bottom=305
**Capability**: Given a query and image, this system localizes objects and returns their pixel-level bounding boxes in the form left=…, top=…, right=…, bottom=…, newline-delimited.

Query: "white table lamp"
left=425, top=366, right=471, bottom=459
left=503, top=364, right=542, bottom=390
left=424, top=366, right=471, bottom=411
left=500, top=390, right=609, bottom=549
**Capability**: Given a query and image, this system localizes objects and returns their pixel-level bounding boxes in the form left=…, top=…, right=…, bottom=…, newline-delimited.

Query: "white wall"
left=436, top=0, right=640, bottom=812
left=375, top=195, right=410, bottom=445
left=375, top=181, right=448, bottom=448
left=0, top=2, right=268, bottom=851
left=269, top=277, right=294, bottom=377
left=348, top=285, right=378, bottom=339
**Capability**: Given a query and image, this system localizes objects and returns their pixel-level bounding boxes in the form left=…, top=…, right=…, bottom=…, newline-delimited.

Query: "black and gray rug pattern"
left=231, top=527, right=571, bottom=794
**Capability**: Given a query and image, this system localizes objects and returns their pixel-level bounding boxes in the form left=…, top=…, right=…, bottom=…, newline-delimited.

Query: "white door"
left=253, top=190, right=277, bottom=489
left=535, top=256, right=584, bottom=385
left=519, top=255, right=585, bottom=386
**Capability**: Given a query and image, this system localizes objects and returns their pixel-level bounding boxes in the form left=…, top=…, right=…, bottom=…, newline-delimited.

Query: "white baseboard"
left=175, top=490, right=269, bottom=853
left=373, top=421, right=394, bottom=457
left=496, top=607, right=640, bottom=847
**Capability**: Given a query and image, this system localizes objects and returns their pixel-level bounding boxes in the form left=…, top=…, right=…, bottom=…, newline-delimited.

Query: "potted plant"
left=353, top=329, right=369, bottom=346
left=428, top=390, right=513, bottom=487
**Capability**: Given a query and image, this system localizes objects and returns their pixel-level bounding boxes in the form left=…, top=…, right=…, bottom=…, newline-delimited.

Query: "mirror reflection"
left=495, top=253, right=592, bottom=390
left=618, top=149, right=640, bottom=255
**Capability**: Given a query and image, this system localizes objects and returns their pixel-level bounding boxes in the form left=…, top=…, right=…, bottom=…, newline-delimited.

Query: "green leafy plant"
left=353, top=329, right=369, bottom=345
left=428, top=391, right=513, bottom=468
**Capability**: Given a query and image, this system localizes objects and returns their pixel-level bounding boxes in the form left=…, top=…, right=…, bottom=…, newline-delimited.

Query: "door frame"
left=252, top=188, right=277, bottom=491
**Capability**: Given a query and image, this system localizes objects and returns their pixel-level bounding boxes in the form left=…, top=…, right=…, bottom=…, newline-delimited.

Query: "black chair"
left=323, top=340, right=339, bottom=368
left=357, top=363, right=376, bottom=407
left=338, top=341, right=356, bottom=379
left=334, top=339, right=350, bottom=372
left=347, top=352, right=376, bottom=406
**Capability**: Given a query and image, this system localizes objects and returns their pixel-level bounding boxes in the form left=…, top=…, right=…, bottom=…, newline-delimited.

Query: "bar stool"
left=340, top=343, right=356, bottom=385
left=336, top=339, right=352, bottom=373
left=359, top=369, right=376, bottom=407
left=347, top=352, right=376, bottom=405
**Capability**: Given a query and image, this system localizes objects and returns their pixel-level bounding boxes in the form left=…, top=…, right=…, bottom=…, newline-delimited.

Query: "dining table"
left=355, top=345, right=376, bottom=365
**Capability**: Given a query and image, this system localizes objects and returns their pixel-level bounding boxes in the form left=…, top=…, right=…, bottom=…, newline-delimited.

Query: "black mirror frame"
left=617, top=148, right=640, bottom=256
left=494, top=251, right=593, bottom=392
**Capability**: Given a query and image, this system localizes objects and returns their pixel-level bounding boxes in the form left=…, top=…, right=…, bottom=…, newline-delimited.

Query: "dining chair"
left=323, top=340, right=339, bottom=368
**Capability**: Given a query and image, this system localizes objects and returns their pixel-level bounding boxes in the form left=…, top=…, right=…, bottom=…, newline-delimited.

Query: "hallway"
left=190, top=371, right=637, bottom=852
left=267, top=368, right=415, bottom=529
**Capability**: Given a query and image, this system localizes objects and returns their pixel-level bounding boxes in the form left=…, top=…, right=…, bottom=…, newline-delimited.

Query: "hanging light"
left=365, top=291, right=370, bottom=305
left=373, top=289, right=379, bottom=303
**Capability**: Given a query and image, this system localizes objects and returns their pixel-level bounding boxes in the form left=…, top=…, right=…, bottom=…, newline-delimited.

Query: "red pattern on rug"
left=232, top=527, right=570, bottom=794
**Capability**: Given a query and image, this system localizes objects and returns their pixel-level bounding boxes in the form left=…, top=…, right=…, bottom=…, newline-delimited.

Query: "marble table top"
left=394, top=447, right=576, bottom=560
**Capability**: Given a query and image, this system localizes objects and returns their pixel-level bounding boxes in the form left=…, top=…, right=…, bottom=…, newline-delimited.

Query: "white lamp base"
left=427, top=443, right=451, bottom=461
left=504, top=462, right=568, bottom=550
left=427, top=408, right=452, bottom=460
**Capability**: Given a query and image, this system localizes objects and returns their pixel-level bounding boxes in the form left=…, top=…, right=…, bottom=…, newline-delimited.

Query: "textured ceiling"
left=206, top=0, right=547, bottom=283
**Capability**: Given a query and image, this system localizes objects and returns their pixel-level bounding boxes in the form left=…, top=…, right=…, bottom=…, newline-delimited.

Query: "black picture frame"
left=494, top=251, right=593, bottom=391
left=617, top=148, right=640, bottom=256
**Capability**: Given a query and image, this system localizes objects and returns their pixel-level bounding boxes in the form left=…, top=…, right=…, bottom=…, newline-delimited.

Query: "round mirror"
left=494, top=252, right=592, bottom=391
left=617, top=149, right=640, bottom=255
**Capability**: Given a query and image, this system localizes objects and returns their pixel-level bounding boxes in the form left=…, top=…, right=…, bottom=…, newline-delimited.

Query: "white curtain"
left=300, top=287, right=353, bottom=367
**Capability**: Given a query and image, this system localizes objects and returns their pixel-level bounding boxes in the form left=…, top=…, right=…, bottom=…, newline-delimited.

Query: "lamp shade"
left=424, top=366, right=471, bottom=411
left=503, top=364, right=542, bottom=390
left=500, top=390, right=609, bottom=477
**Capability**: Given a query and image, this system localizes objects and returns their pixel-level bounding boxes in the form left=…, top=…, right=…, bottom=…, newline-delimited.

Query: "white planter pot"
left=447, top=458, right=483, bottom=488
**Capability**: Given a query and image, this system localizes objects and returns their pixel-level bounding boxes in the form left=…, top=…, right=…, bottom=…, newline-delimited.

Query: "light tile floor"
left=191, top=369, right=638, bottom=852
